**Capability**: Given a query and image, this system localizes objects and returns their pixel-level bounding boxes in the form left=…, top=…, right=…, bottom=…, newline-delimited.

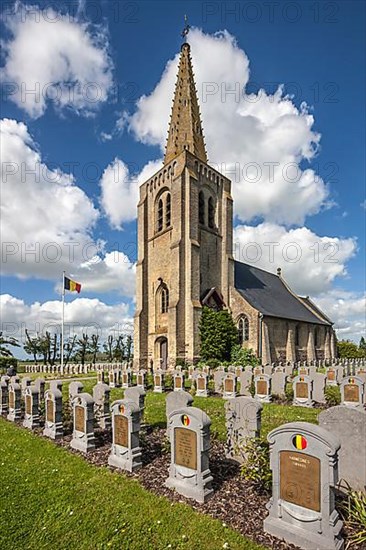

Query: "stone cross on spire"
left=164, top=35, right=208, bottom=165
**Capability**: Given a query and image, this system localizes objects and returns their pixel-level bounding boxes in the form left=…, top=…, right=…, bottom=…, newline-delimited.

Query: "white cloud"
left=129, top=28, right=328, bottom=226
left=314, top=290, right=366, bottom=343
left=1, top=118, right=99, bottom=278
left=233, top=222, right=357, bottom=296
left=0, top=294, right=133, bottom=345
left=1, top=3, right=113, bottom=118
left=99, top=157, right=162, bottom=229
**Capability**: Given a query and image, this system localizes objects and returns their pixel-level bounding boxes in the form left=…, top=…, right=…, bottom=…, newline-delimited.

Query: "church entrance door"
left=160, top=338, right=168, bottom=370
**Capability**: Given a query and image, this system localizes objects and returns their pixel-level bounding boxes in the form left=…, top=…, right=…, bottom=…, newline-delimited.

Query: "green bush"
left=240, top=438, right=272, bottom=493
left=324, top=385, right=341, bottom=407
left=285, top=382, right=294, bottom=402
left=230, top=344, right=259, bottom=367
left=339, top=482, right=366, bottom=547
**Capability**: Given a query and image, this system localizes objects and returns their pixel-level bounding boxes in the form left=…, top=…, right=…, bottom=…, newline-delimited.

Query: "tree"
left=90, top=334, right=100, bottom=365
left=231, top=344, right=259, bottom=367
left=75, top=333, right=90, bottom=366
left=359, top=337, right=366, bottom=356
left=126, top=335, right=133, bottom=361
left=113, top=335, right=125, bottom=362
left=0, top=332, right=20, bottom=357
left=337, top=339, right=363, bottom=359
left=199, top=306, right=238, bottom=363
left=103, top=335, right=114, bottom=362
left=24, top=329, right=40, bottom=362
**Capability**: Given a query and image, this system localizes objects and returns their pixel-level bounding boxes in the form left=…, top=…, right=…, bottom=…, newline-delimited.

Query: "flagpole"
left=61, top=271, right=65, bottom=375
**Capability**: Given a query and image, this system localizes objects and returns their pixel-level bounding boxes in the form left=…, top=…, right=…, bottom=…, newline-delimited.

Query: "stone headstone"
left=293, top=375, right=313, bottom=407
left=43, top=389, right=63, bottom=440
left=173, top=372, right=185, bottom=392
left=195, top=373, right=208, bottom=397
left=108, top=399, right=142, bottom=472
left=225, top=396, right=262, bottom=463
left=70, top=393, right=95, bottom=453
left=34, top=378, right=45, bottom=402
left=1, top=375, right=10, bottom=386
left=136, top=371, right=146, bottom=390
left=254, top=374, right=271, bottom=403
left=23, top=386, right=40, bottom=429
left=7, top=382, right=21, bottom=421
left=319, top=406, right=366, bottom=492
left=93, top=383, right=111, bottom=430
left=21, top=377, right=32, bottom=396
left=222, top=373, right=237, bottom=399
left=264, top=365, right=273, bottom=377
left=312, top=372, right=326, bottom=403
left=213, top=369, right=226, bottom=393
left=153, top=370, right=165, bottom=393
left=50, top=380, right=63, bottom=393
left=69, top=381, right=84, bottom=406
left=326, top=367, right=338, bottom=386
left=166, top=390, right=193, bottom=418
left=122, top=370, right=131, bottom=388
left=340, top=375, right=364, bottom=408
left=0, top=381, right=9, bottom=415
left=239, top=370, right=252, bottom=397
left=165, top=406, right=213, bottom=503
left=271, top=371, right=287, bottom=397
left=264, top=421, right=343, bottom=550
left=97, top=369, right=105, bottom=384
left=124, top=386, right=146, bottom=420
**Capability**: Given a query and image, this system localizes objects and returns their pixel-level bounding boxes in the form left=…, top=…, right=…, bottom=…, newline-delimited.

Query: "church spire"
left=164, top=32, right=208, bottom=165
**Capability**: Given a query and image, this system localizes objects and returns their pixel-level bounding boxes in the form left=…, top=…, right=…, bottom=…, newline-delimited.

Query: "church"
left=133, top=40, right=337, bottom=370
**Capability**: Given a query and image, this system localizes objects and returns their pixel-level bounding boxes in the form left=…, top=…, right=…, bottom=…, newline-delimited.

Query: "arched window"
left=199, top=191, right=205, bottom=225
left=238, top=316, right=249, bottom=344
left=161, top=287, right=169, bottom=313
left=166, top=193, right=171, bottom=228
left=208, top=197, right=215, bottom=229
left=157, top=199, right=163, bottom=232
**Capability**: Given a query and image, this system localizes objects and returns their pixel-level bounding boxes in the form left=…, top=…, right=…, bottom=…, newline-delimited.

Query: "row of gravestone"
left=23, top=362, right=133, bottom=374
left=2, top=376, right=364, bottom=550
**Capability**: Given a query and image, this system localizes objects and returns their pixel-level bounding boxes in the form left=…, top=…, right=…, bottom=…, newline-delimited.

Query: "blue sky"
left=0, top=0, right=365, bottom=353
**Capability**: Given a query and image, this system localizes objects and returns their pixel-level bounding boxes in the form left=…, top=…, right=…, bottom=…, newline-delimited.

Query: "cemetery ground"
left=0, top=374, right=362, bottom=550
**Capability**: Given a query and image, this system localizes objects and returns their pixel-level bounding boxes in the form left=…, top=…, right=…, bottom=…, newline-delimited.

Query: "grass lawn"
left=0, top=419, right=264, bottom=550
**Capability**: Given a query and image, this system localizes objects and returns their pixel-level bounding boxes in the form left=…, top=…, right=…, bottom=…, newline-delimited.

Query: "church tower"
left=134, top=39, right=234, bottom=369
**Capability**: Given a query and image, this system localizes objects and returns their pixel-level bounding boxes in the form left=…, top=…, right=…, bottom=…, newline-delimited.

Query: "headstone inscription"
left=319, top=405, right=366, bottom=492
left=340, top=376, right=364, bottom=408
left=173, top=372, right=185, bottom=392
left=0, top=381, right=9, bottom=415
left=195, top=373, right=208, bottom=397
left=293, top=375, right=313, bottom=407
left=122, top=370, right=131, bottom=388
left=222, top=373, right=237, bottom=399
left=43, top=389, right=63, bottom=439
left=225, top=396, right=262, bottom=463
left=108, top=399, right=142, bottom=472
left=264, top=421, right=343, bottom=550
left=93, top=383, right=111, bottom=430
left=254, top=374, right=271, bottom=403
left=153, top=370, right=164, bottom=393
left=23, top=386, right=40, bottom=429
left=70, top=393, right=95, bottom=453
left=7, top=383, right=22, bottom=421
left=165, top=407, right=213, bottom=503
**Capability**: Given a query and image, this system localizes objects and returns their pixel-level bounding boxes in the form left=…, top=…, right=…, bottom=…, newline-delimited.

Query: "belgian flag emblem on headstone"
left=181, top=414, right=190, bottom=426
left=292, top=434, right=307, bottom=450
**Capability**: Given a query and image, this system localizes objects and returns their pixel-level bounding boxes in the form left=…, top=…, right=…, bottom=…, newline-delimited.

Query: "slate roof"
left=234, top=261, right=331, bottom=325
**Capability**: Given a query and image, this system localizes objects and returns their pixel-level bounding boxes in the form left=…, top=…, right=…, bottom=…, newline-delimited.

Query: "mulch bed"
left=11, top=418, right=361, bottom=550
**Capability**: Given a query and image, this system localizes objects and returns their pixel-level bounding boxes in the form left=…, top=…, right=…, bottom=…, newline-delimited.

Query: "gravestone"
left=213, top=369, right=225, bottom=393
left=153, top=370, right=165, bottom=393
left=264, top=365, right=273, bottom=377
left=34, top=378, right=45, bottom=402
left=166, top=390, right=193, bottom=438
left=21, top=377, right=32, bottom=396
left=271, top=371, right=287, bottom=398
left=239, top=370, right=252, bottom=397
left=319, top=406, right=366, bottom=492
left=69, top=381, right=84, bottom=406
left=326, top=367, right=338, bottom=386
left=254, top=374, right=271, bottom=403
left=195, top=373, right=208, bottom=397
left=253, top=366, right=263, bottom=377
left=340, top=376, right=364, bottom=408
left=124, top=386, right=146, bottom=421
left=264, top=421, right=343, bottom=550
left=173, top=372, right=185, bottom=392
left=7, top=383, right=22, bottom=421
left=165, top=406, right=213, bottom=503
left=70, top=393, right=95, bottom=453
left=0, top=381, right=9, bottom=415
left=313, top=372, right=326, bottom=404
left=136, top=370, right=146, bottom=390
left=43, top=389, right=63, bottom=439
left=10, top=375, right=20, bottom=384
left=108, top=369, right=118, bottom=388
left=222, top=373, right=237, bottom=399
left=225, top=396, right=262, bottom=463
left=121, top=370, right=131, bottom=388
left=108, top=399, right=142, bottom=472
left=293, top=375, right=313, bottom=407
left=50, top=380, right=63, bottom=393
left=1, top=375, right=10, bottom=386
left=93, top=383, right=111, bottom=430
left=97, top=369, right=105, bottom=384
left=23, top=386, right=40, bottom=429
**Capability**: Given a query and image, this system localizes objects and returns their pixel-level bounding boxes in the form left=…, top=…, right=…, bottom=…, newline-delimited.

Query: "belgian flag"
left=293, top=434, right=307, bottom=450
left=64, top=276, right=81, bottom=293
